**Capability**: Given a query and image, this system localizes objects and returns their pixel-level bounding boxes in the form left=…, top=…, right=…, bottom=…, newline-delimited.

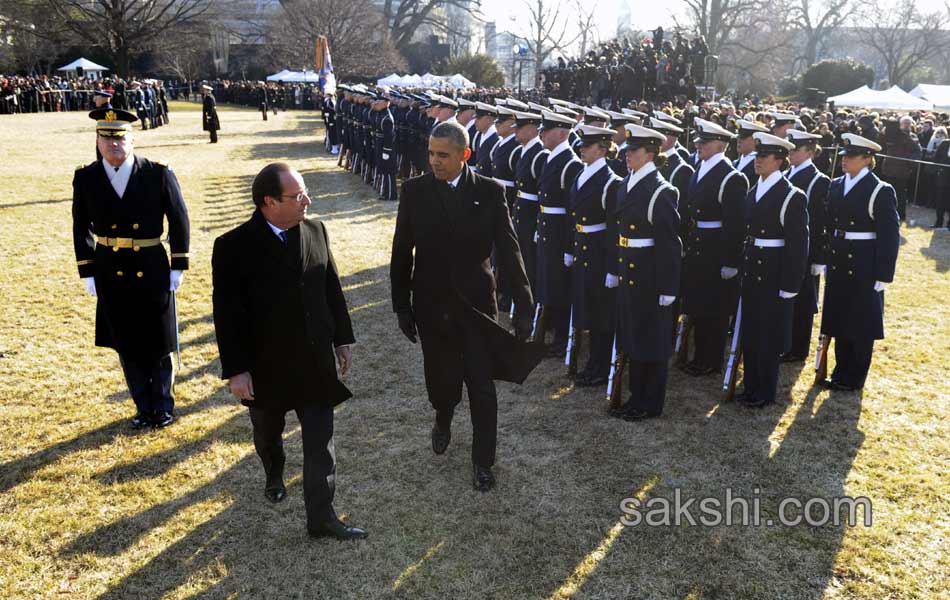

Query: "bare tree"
left=41, top=0, right=217, bottom=76
left=382, top=0, right=481, bottom=52
left=521, top=0, right=582, bottom=86
left=787, top=0, right=855, bottom=72
left=274, top=0, right=406, bottom=77
left=573, top=0, right=599, bottom=59
left=675, top=0, right=763, bottom=56
left=858, top=0, right=950, bottom=88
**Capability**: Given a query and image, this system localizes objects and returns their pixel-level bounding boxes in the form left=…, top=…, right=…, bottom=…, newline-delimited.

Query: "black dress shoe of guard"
left=473, top=464, right=495, bottom=492
left=546, top=344, right=567, bottom=359
left=431, top=424, right=451, bottom=455
left=829, top=381, right=860, bottom=392
left=131, top=413, right=153, bottom=429
left=622, top=409, right=661, bottom=421
left=578, top=373, right=608, bottom=387
left=780, top=353, right=806, bottom=363
left=309, top=518, right=368, bottom=541
left=152, top=411, right=175, bottom=428
left=264, top=487, right=286, bottom=503
left=740, top=395, right=773, bottom=408
left=608, top=404, right=630, bottom=419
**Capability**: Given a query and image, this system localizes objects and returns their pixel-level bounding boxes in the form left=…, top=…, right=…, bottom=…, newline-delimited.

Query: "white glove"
left=779, top=290, right=798, bottom=299
left=720, top=267, right=738, bottom=280
left=382, top=153, right=390, bottom=160
left=658, top=295, right=676, bottom=306
left=874, top=281, right=886, bottom=292
left=810, top=264, right=826, bottom=276
left=83, top=277, right=97, bottom=297
left=169, top=270, right=184, bottom=291
left=605, top=273, right=619, bottom=288
left=564, top=253, right=574, bottom=267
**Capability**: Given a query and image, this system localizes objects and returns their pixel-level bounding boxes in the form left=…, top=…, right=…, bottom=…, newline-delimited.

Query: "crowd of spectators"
left=0, top=75, right=194, bottom=115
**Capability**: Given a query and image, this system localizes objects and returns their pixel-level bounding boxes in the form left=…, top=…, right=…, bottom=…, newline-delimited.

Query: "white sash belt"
left=494, top=178, right=515, bottom=187
left=696, top=220, right=723, bottom=229
left=517, top=191, right=539, bottom=201
left=618, top=236, right=656, bottom=248
left=575, top=223, right=607, bottom=233
left=753, top=238, right=785, bottom=248
left=540, top=206, right=567, bottom=214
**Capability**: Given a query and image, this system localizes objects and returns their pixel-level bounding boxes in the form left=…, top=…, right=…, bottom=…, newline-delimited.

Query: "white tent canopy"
left=265, top=70, right=320, bottom=82
left=828, top=85, right=933, bottom=111
left=376, top=73, right=404, bottom=86
left=909, top=84, right=950, bottom=110
left=57, top=58, right=109, bottom=73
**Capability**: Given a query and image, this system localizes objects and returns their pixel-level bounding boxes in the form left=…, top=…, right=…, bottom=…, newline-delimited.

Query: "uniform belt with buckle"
left=750, top=237, right=785, bottom=248
left=576, top=223, right=607, bottom=233
left=494, top=178, right=515, bottom=187
left=833, top=229, right=877, bottom=240
left=618, top=235, right=655, bottom=248
left=517, top=191, right=539, bottom=201
left=97, top=236, right=162, bottom=249
left=695, top=220, right=723, bottom=229
left=540, top=206, right=566, bottom=214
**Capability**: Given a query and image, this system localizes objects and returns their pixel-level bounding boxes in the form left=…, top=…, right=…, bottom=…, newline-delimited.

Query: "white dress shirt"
left=788, top=158, right=813, bottom=179
left=521, top=136, right=541, bottom=152
left=548, top=139, right=573, bottom=161
left=448, top=171, right=462, bottom=188
left=755, top=170, right=783, bottom=202
left=576, top=157, right=606, bottom=189
left=843, top=167, right=870, bottom=195
left=626, top=161, right=657, bottom=193
left=696, top=152, right=729, bottom=182
left=102, top=154, right=135, bottom=198
left=662, top=146, right=678, bottom=158
left=265, top=219, right=288, bottom=239
left=736, top=151, right=756, bottom=173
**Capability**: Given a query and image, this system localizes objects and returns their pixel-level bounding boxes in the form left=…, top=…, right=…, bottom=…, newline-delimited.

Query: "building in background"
left=485, top=22, right=535, bottom=88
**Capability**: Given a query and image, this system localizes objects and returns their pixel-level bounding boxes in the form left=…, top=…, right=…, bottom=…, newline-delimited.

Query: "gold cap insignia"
left=104, top=110, right=117, bottom=122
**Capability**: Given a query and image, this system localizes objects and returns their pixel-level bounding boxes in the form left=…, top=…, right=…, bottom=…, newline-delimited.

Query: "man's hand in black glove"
left=397, top=309, right=418, bottom=343
left=513, top=314, right=533, bottom=342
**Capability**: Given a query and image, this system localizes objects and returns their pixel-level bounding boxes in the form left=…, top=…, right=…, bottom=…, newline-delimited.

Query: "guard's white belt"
left=494, top=178, right=515, bottom=187
left=576, top=223, right=607, bottom=233
left=540, top=205, right=567, bottom=214
left=696, top=220, right=723, bottom=229
left=517, top=191, right=539, bottom=201
left=618, top=236, right=656, bottom=248
left=835, top=230, right=877, bottom=240
left=753, top=238, right=785, bottom=248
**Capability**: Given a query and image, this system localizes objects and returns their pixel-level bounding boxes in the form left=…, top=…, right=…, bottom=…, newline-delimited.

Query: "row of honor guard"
left=327, top=90, right=900, bottom=418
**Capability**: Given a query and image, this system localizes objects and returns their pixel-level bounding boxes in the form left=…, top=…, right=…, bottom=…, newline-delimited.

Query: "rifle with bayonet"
left=606, top=335, right=627, bottom=411
left=722, top=298, right=742, bottom=402
left=674, top=313, right=691, bottom=366
left=565, top=307, right=583, bottom=377
left=814, top=333, right=830, bottom=385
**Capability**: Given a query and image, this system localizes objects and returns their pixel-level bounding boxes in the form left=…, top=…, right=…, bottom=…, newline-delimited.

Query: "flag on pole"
left=316, top=36, right=336, bottom=94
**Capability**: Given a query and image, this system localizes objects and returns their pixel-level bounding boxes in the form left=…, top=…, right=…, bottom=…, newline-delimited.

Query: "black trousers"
left=788, top=296, right=816, bottom=358
left=831, top=338, right=875, bottom=389
left=741, top=345, right=782, bottom=404
left=693, top=315, right=729, bottom=370
left=586, top=329, right=613, bottom=378
left=418, top=311, right=498, bottom=468
left=248, top=402, right=336, bottom=529
left=626, top=360, right=669, bottom=415
left=119, top=353, right=174, bottom=415
left=544, top=305, right=570, bottom=349
left=209, top=129, right=218, bottom=143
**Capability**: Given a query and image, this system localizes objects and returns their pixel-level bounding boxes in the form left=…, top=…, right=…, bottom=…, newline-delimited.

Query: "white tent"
left=828, top=85, right=933, bottom=110
left=402, top=74, right=423, bottom=86
left=265, top=70, right=321, bottom=82
left=377, top=73, right=404, bottom=86
left=909, top=84, right=950, bottom=110
left=448, top=73, right=476, bottom=89
left=57, top=58, right=109, bottom=79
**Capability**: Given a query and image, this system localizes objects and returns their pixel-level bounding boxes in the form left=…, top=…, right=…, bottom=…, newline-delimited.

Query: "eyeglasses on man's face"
left=280, top=189, right=310, bottom=203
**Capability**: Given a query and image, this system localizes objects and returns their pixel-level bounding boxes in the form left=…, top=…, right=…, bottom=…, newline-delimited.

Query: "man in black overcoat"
left=201, top=84, right=219, bottom=143
left=391, top=121, right=541, bottom=493
left=211, top=163, right=367, bottom=541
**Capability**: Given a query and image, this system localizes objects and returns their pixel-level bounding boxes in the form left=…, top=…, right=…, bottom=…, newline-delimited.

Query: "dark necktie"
left=278, top=230, right=288, bottom=244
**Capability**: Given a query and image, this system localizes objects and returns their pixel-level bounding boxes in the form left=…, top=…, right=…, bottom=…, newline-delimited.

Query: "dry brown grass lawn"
left=1, top=101, right=948, bottom=600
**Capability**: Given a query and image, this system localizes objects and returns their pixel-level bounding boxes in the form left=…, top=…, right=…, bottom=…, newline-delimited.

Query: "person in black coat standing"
left=783, top=130, right=830, bottom=361
left=736, top=133, right=809, bottom=408
left=72, top=108, right=190, bottom=429
left=607, top=125, right=682, bottom=420
left=211, top=163, right=366, bottom=541
left=391, top=121, right=540, bottom=493
left=819, top=134, right=900, bottom=391
left=201, top=85, right=219, bottom=143
left=933, top=136, right=950, bottom=229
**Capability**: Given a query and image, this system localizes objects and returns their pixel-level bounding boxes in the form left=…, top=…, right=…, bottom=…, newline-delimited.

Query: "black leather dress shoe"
left=608, top=404, right=630, bottom=419
left=131, top=413, right=152, bottom=429
left=622, top=409, right=661, bottom=421
left=473, top=464, right=495, bottom=492
left=742, top=395, right=774, bottom=408
left=309, top=518, right=368, bottom=541
left=684, top=362, right=716, bottom=376
left=152, top=411, right=175, bottom=428
left=734, top=390, right=753, bottom=404
left=431, top=424, right=451, bottom=455
left=546, top=345, right=567, bottom=359
left=780, top=353, right=806, bottom=363
left=264, top=487, right=286, bottom=503
left=829, top=381, right=860, bottom=392
left=577, top=373, right=608, bottom=387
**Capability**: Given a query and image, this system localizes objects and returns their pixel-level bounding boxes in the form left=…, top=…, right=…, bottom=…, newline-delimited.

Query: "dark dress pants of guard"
left=692, top=316, right=728, bottom=371
left=119, top=354, right=175, bottom=416
left=544, top=306, right=570, bottom=351
left=209, top=129, right=218, bottom=144
left=248, top=402, right=337, bottom=529
left=419, top=308, right=498, bottom=468
left=741, top=343, right=782, bottom=405
left=587, top=329, right=613, bottom=379
left=625, top=360, right=669, bottom=415
left=831, top=338, right=874, bottom=390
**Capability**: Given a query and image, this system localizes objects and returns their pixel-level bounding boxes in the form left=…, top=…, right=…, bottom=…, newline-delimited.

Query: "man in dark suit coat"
left=212, top=163, right=366, bottom=541
left=391, top=121, right=540, bottom=492
left=201, top=85, right=219, bottom=143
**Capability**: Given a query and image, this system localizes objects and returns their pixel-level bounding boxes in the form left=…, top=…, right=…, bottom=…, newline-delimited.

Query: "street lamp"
left=512, top=42, right=528, bottom=94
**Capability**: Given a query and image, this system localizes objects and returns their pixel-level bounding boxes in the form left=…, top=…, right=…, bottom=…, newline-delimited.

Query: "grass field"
left=0, top=100, right=948, bottom=600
